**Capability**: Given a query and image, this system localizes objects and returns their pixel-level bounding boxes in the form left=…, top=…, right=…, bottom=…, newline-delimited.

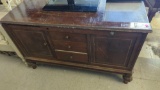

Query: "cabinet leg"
left=28, top=62, right=37, bottom=69
left=123, top=73, right=133, bottom=84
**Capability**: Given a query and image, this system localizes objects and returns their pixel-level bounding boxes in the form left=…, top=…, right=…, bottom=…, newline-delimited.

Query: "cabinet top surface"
left=0, top=0, right=152, bottom=32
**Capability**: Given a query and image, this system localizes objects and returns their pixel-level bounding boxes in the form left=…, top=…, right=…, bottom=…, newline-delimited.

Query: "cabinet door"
left=92, top=32, right=138, bottom=68
left=12, top=30, right=52, bottom=58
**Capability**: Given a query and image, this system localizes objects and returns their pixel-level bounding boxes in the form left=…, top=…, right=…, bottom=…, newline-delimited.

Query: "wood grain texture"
left=0, top=0, right=151, bottom=33
left=56, top=51, right=88, bottom=63
left=0, top=0, right=152, bottom=83
left=53, top=40, right=87, bottom=53
left=92, top=33, right=138, bottom=69
left=49, top=31, right=87, bottom=42
left=10, top=29, right=53, bottom=58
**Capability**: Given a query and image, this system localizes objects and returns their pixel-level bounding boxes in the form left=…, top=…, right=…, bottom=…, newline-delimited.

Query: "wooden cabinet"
left=0, top=0, right=152, bottom=84
left=3, top=24, right=149, bottom=84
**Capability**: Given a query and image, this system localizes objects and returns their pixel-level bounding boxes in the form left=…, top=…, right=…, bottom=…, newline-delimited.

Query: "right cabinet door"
left=92, top=32, right=139, bottom=69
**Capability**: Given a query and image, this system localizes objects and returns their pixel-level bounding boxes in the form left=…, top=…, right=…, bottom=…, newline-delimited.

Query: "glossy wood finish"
left=49, top=32, right=87, bottom=42
left=92, top=32, right=138, bottom=69
left=56, top=51, right=88, bottom=63
left=11, top=29, right=53, bottom=58
left=0, top=0, right=151, bottom=32
left=53, top=41, right=87, bottom=52
left=0, top=0, right=152, bottom=84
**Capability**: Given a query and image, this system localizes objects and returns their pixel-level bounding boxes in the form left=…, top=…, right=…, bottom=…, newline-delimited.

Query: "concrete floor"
left=1, top=4, right=160, bottom=90
left=1, top=54, right=160, bottom=90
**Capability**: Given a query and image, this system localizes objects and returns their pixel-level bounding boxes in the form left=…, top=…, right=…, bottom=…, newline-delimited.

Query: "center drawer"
left=53, top=40, right=87, bottom=52
left=49, top=32, right=87, bottom=42
left=56, top=50, right=88, bottom=63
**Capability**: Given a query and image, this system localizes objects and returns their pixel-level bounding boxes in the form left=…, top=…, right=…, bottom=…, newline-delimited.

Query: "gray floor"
left=1, top=4, right=160, bottom=90
left=1, top=53, right=160, bottom=90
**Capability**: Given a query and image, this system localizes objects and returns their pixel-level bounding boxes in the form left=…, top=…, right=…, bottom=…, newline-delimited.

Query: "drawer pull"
left=44, top=42, right=47, bottom=46
left=110, top=32, right=114, bottom=35
left=70, top=56, right=73, bottom=59
left=68, top=45, right=71, bottom=49
left=65, top=35, right=69, bottom=39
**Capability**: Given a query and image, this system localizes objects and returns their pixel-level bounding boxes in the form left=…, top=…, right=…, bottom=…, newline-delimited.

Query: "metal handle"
left=44, top=42, right=47, bottom=46
left=65, top=35, right=69, bottom=39
left=70, top=56, right=73, bottom=59
left=68, top=45, right=71, bottom=49
left=110, top=32, right=114, bottom=35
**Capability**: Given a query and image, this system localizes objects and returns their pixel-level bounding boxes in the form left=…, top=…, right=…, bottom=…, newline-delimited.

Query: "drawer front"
left=49, top=32, right=87, bottom=42
left=53, top=41, right=87, bottom=52
left=56, top=51, right=88, bottom=63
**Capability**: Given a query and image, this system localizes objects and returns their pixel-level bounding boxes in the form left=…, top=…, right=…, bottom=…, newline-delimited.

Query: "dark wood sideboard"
left=0, top=0, right=152, bottom=83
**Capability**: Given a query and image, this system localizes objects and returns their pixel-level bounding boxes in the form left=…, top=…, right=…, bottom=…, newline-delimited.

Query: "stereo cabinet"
left=2, top=24, right=148, bottom=84
left=0, top=0, right=151, bottom=84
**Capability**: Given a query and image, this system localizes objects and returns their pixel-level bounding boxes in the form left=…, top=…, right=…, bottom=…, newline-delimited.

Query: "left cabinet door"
left=10, top=27, right=52, bottom=58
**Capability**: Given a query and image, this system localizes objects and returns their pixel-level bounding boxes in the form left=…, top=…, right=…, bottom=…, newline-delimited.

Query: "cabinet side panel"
left=128, top=33, right=147, bottom=70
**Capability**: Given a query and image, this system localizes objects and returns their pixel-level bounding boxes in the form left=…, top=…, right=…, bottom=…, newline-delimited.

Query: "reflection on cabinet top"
left=0, top=0, right=152, bottom=33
